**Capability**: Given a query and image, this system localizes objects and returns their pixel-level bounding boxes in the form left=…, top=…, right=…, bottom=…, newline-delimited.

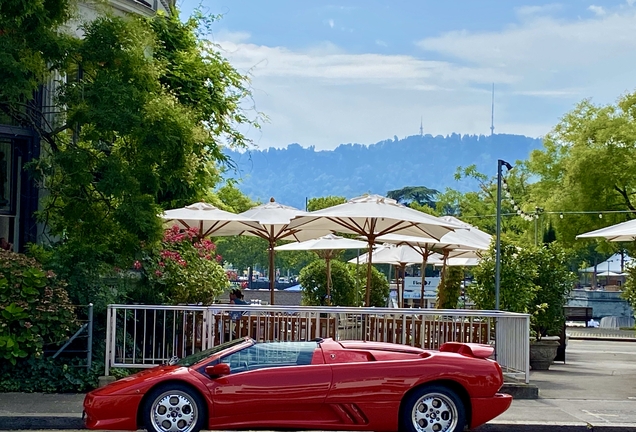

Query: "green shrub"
left=0, top=251, right=77, bottom=364
left=140, top=226, right=230, bottom=304
left=349, top=263, right=390, bottom=307
left=0, top=357, right=99, bottom=393
left=469, top=240, right=575, bottom=339
left=436, top=266, right=464, bottom=309
left=299, top=260, right=357, bottom=306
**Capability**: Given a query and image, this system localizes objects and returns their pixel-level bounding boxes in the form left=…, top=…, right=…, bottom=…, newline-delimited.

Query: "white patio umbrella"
left=596, top=270, right=623, bottom=277
left=274, top=234, right=368, bottom=304
left=377, top=232, right=487, bottom=305
left=288, top=194, right=462, bottom=306
left=232, top=198, right=327, bottom=305
left=161, top=202, right=258, bottom=237
left=439, top=216, right=492, bottom=249
left=576, top=219, right=636, bottom=242
left=368, top=216, right=488, bottom=308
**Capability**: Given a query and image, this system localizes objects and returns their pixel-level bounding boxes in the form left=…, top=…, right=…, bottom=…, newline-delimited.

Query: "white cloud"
left=588, top=5, right=606, bottom=16
left=375, top=39, right=388, bottom=47
left=327, top=19, right=335, bottom=28
left=211, top=30, right=250, bottom=44
left=210, top=7, right=636, bottom=151
left=516, top=4, right=563, bottom=17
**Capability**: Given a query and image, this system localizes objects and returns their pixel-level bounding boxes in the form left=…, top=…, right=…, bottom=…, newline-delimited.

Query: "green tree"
left=349, top=264, right=389, bottom=307
left=307, top=196, right=346, bottom=211
left=469, top=240, right=574, bottom=339
left=299, top=260, right=356, bottom=306
left=527, top=94, right=636, bottom=246
left=0, top=0, right=75, bottom=125
left=435, top=164, right=532, bottom=242
left=7, top=7, right=258, bottom=305
left=468, top=240, right=538, bottom=313
left=387, top=186, right=439, bottom=207
left=531, top=244, right=576, bottom=338
left=436, top=266, right=464, bottom=309
left=622, top=266, right=636, bottom=320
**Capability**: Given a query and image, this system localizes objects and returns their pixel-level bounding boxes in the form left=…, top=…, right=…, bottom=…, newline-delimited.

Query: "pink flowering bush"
left=141, top=226, right=229, bottom=305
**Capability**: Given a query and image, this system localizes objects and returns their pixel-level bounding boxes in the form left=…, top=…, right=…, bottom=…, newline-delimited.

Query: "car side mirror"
left=205, top=363, right=230, bottom=378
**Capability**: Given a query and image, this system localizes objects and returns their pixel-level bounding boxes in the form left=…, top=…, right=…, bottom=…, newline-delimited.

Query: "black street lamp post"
left=495, top=159, right=513, bottom=311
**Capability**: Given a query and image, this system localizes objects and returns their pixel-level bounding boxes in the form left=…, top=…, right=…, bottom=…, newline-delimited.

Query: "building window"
left=0, top=140, right=13, bottom=214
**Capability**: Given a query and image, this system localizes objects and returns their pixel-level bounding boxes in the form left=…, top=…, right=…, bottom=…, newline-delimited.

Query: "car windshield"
left=220, top=341, right=319, bottom=373
left=176, top=338, right=250, bottom=367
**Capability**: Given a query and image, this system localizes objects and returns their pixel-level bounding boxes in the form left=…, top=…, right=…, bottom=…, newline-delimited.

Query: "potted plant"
left=527, top=243, right=576, bottom=370
left=468, top=240, right=575, bottom=370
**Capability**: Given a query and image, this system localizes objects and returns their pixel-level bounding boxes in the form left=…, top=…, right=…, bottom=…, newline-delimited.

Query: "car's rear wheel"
left=142, top=383, right=206, bottom=432
left=401, top=385, right=466, bottom=432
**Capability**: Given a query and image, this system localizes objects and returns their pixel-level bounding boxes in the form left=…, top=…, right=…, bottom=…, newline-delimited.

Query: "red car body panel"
left=84, top=338, right=512, bottom=431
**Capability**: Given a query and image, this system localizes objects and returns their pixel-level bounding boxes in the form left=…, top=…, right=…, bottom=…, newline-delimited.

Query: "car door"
left=203, top=341, right=332, bottom=427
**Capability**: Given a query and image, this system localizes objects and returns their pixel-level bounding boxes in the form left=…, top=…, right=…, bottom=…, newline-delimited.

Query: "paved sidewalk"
left=567, top=327, right=636, bottom=341
left=1, top=339, right=636, bottom=431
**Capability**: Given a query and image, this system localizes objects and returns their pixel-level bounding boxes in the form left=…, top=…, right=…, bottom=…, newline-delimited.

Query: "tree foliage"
left=469, top=240, right=575, bottom=339
left=387, top=186, right=439, bottom=208
left=307, top=196, right=346, bottom=211
left=140, top=226, right=229, bottom=305
left=0, top=251, right=76, bottom=364
left=299, top=260, right=356, bottom=306
left=527, top=94, right=636, bottom=246
left=621, top=266, right=636, bottom=317
left=436, top=266, right=464, bottom=309
left=0, top=0, right=75, bottom=114
left=2, top=4, right=258, bottom=305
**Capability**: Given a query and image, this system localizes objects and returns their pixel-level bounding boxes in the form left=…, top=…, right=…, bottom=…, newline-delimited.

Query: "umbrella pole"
left=269, top=240, right=276, bottom=305
left=326, top=254, right=332, bottom=306
left=401, top=264, right=406, bottom=308
left=420, top=248, right=429, bottom=309
left=365, top=239, right=374, bottom=307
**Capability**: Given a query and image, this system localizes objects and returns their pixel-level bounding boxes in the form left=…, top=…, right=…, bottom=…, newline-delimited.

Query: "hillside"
left=224, top=133, right=543, bottom=209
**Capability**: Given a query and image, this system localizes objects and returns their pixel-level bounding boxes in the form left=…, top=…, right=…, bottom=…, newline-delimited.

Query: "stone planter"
left=529, top=336, right=560, bottom=370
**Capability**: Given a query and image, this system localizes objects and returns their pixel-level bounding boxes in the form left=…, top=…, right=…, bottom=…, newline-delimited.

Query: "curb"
left=0, top=415, right=84, bottom=430
left=475, top=422, right=636, bottom=432
left=501, top=382, right=539, bottom=399
left=2, top=416, right=636, bottom=432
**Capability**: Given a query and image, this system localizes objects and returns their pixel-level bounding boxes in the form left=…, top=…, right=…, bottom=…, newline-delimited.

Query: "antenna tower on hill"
left=490, top=83, right=495, bottom=136
left=419, top=116, right=423, bottom=136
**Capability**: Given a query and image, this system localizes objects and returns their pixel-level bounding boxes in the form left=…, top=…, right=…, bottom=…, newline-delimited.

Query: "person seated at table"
left=233, top=289, right=249, bottom=305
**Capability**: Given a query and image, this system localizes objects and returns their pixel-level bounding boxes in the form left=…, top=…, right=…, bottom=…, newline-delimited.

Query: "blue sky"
left=176, top=0, right=636, bottom=150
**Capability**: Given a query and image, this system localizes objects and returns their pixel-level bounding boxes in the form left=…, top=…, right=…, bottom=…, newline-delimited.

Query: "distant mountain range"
left=224, top=133, right=543, bottom=209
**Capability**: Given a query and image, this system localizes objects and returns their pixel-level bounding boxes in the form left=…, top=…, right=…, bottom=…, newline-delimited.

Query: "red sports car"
left=84, top=337, right=511, bottom=432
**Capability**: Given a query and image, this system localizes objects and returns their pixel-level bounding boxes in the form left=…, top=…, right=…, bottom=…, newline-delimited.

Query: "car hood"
left=90, top=365, right=189, bottom=396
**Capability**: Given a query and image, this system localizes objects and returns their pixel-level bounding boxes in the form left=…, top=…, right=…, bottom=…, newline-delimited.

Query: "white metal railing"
left=105, top=304, right=530, bottom=383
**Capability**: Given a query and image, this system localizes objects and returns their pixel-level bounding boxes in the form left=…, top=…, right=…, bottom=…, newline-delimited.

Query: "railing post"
left=104, top=305, right=112, bottom=376
left=87, top=303, right=93, bottom=370
left=525, top=314, right=530, bottom=384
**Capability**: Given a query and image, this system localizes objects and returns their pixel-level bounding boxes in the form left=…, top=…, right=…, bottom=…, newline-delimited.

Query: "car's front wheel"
left=142, top=383, right=206, bottom=432
left=401, top=384, right=466, bottom=432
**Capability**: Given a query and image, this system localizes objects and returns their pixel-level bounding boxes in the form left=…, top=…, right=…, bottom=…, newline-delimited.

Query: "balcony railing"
left=105, top=304, right=530, bottom=383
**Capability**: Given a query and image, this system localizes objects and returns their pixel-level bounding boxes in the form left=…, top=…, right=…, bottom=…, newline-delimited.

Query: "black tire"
left=142, top=383, right=206, bottom=432
left=401, top=384, right=466, bottom=432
